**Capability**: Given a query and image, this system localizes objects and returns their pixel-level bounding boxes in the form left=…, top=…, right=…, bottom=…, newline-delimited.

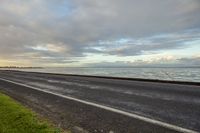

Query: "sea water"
left=9, top=67, right=200, bottom=82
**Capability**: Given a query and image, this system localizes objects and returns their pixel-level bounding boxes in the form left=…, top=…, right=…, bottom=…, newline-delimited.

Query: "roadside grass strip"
left=0, top=92, right=61, bottom=133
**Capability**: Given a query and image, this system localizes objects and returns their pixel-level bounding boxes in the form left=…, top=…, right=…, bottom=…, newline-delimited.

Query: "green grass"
left=0, top=92, right=61, bottom=133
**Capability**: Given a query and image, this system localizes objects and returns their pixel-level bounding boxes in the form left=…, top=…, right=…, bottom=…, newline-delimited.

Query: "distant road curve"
left=0, top=70, right=200, bottom=133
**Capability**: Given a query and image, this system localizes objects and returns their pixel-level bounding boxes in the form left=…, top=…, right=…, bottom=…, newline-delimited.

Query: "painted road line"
left=0, top=77, right=198, bottom=133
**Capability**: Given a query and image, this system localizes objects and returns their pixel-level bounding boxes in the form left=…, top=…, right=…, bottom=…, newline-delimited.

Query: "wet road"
left=0, top=70, right=200, bottom=132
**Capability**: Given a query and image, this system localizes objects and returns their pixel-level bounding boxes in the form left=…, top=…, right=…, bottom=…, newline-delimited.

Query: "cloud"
left=87, top=30, right=200, bottom=56
left=87, top=56, right=200, bottom=67
left=0, top=0, right=200, bottom=66
left=29, top=43, right=68, bottom=53
left=178, top=57, right=200, bottom=66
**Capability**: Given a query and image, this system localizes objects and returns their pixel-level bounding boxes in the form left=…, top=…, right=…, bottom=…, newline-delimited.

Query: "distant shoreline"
left=0, top=67, right=43, bottom=69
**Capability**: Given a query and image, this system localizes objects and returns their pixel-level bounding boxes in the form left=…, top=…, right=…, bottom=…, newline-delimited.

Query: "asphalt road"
left=0, top=70, right=200, bottom=132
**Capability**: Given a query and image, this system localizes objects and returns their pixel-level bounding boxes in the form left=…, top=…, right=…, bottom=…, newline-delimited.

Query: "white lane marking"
left=0, top=77, right=198, bottom=133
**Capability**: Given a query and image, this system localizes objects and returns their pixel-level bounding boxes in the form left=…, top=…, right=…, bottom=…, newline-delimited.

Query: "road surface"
left=0, top=70, right=199, bottom=133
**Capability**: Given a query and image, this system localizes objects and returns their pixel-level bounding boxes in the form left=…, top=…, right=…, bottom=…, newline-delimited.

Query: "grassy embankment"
left=0, top=92, right=62, bottom=133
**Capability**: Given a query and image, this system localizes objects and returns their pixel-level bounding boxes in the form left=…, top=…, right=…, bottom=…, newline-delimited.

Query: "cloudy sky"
left=0, top=0, right=200, bottom=67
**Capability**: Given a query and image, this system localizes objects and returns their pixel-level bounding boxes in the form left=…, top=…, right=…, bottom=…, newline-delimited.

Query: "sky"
left=0, top=0, right=200, bottom=67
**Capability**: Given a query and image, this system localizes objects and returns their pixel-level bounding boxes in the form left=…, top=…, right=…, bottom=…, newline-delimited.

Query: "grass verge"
left=0, top=92, right=61, bottom=133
